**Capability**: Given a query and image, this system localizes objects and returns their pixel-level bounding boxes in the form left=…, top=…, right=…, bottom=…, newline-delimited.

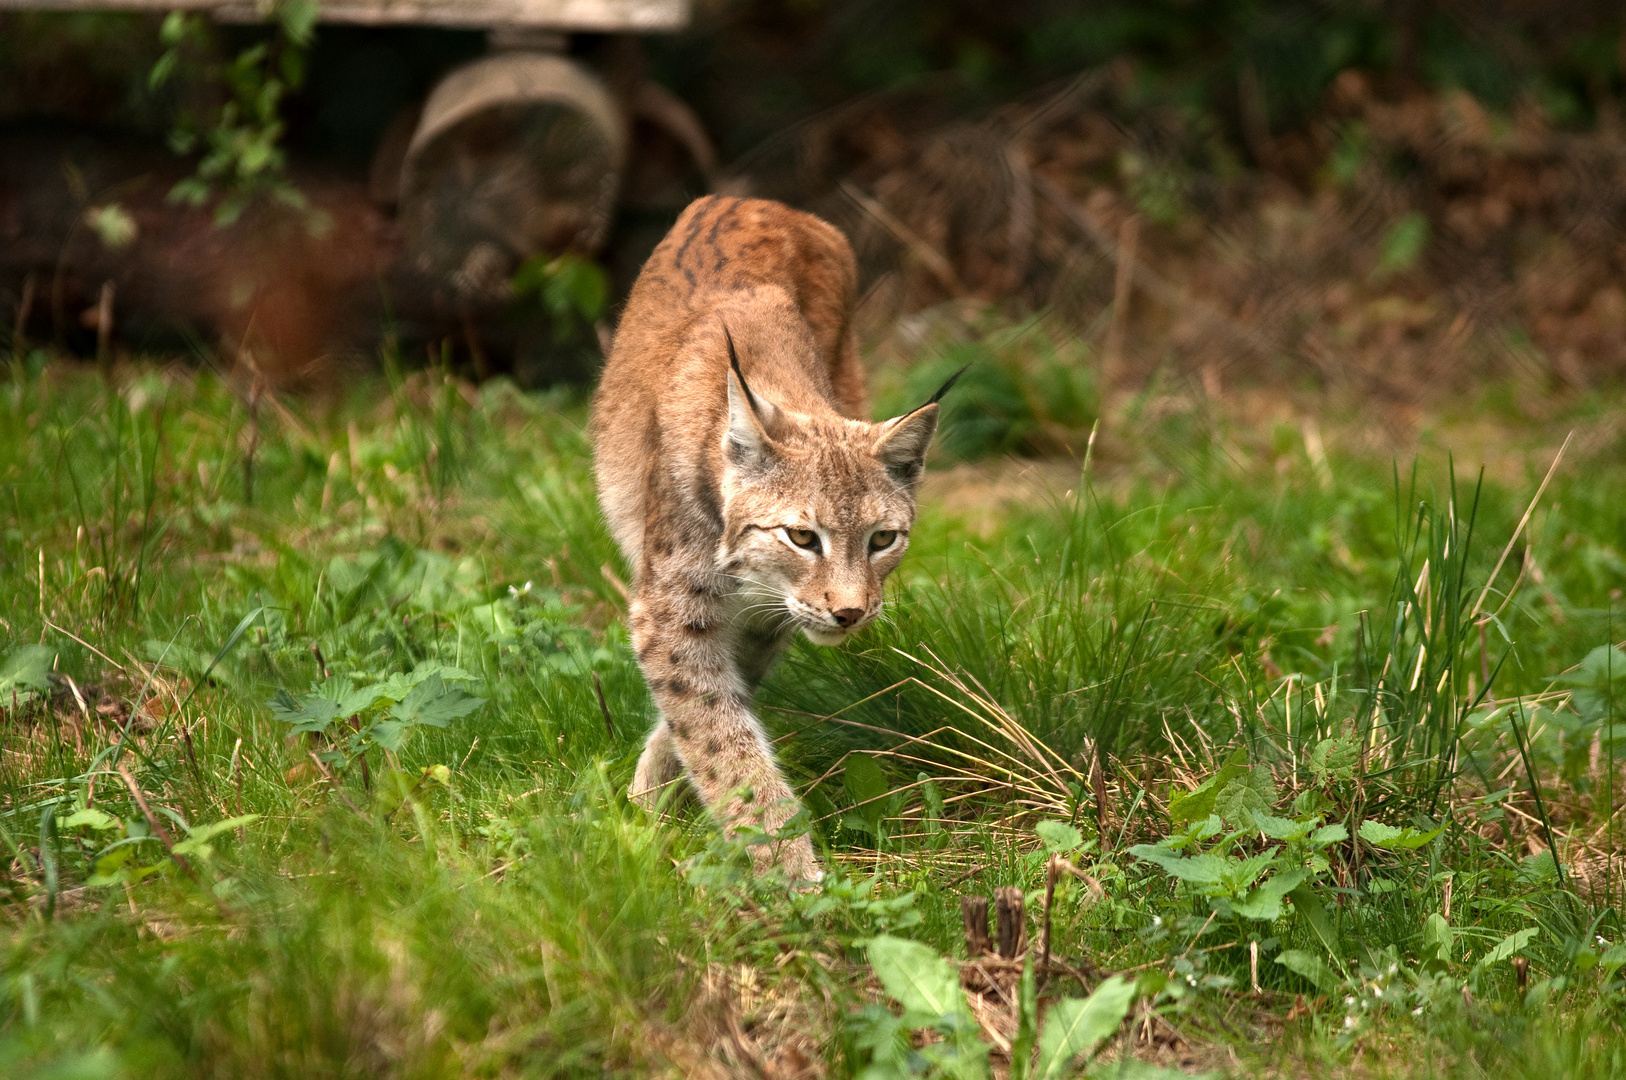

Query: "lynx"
left=591, top=195, right=956, bottom=880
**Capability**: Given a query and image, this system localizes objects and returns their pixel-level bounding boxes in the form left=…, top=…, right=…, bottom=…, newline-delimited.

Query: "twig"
left=1103, top=214, right=1139, bottom=378
left=94, top=280, right=114, bottom=365
left=307, top=751, right=367, bottom=817
left=1468, top=432, right=1572, bottom=624
left=1034, top=174, right=1282, bottom=373
left=839, top=180, right=963, bottom=295
left=1042, top=855, right=1059, bottom=971
left=600, top=563, right=631, bottom=605
left=42, top=620, right=124, bottom=671
left=13, top=270, right=35, bottom=354
left=115, top=761, right=192, bottom=878
left=593, top=671, right=615, bottom=739
left=229, top=737, right=246, bottom=843
left=1003, top=141, right=1035, bottom=294
left=179, top=720, right=201, bottom=781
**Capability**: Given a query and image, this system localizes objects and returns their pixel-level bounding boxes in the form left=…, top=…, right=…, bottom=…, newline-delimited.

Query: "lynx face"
left=716, top=339, right=947, bottom=647
left=719, top=418, right=920, bottom=645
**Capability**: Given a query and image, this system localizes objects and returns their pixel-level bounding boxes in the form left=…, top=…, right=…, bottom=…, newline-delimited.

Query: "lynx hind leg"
left=630, top=721, right=687, bottom=810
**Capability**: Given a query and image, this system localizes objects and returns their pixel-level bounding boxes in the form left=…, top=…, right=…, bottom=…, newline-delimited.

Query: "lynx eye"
left=869, top=529, right=898, bottom=552
left=785, top=527, right=821, bottom=552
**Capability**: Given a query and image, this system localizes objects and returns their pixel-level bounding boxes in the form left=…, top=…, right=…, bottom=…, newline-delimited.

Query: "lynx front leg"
left=630, top=721, right=686, bottom=809
left=629, top=596, right=819, bottom=881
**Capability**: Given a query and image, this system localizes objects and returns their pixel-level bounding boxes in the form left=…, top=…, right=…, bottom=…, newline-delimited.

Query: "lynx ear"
left=871, top=364, right=965, bottom=485
left=724, top=325, right=781, bottom=467
left=871, top=404, right=940, bottom=486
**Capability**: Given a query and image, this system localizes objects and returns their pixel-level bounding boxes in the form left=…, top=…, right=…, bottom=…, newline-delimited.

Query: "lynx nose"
left=831, top=607, right=865, bottom=628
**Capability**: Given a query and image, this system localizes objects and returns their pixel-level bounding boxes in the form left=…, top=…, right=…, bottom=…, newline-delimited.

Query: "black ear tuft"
left=724, top=324, right=764, bottom=420
left=722, top=321, right=780, bottom=468
left=870, top=403, right=940, bottom=487
left=925, top=363, right=970, bottom=407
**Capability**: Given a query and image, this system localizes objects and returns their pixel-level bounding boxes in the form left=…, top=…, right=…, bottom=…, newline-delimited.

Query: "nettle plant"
left=853, top=934, right=1139, bottom=1080
left=1120, top=746, right=1563, bottom=1018
left=269, top=663, right=487, bottom=769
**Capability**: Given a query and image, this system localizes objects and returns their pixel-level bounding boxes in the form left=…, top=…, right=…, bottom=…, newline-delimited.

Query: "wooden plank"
left=0, top=0, right=690, bottom=31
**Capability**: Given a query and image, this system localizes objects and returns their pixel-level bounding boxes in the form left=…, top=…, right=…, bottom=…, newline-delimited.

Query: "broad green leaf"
left=1255, top=814, right=1315, bottom=842
left=1275, top=949, right=1342, bottom=993
left=1309, top=823, right=1349, bottom=846
left=0, top=644, right=55, bottom=708
left=62, top=807, right=120, bottom=832
left=1518, top=850, right=1559, bottom=883
left=1288, top=885, right=1340, bottom=958
left=1220, top=850, right=1280, bottom=894
left=1214, top=767, right=1276, bottom=830
left=1358, top=820, right=1443, bottom=850
left=277, top=0, right=320, bottom=44
left=1473, top=927, right=1537, bottom=972
left=183, top=814, right=261, bottom=846
left=1128, top=846, right=1231, bottom=889
left=1167, top=748, right=1249, bottom=825
left=1036, top=820, right=1084, bottom=853
left=850, top=1003, right=912, bottom=1076
left=1033, top=975, right=1136, bottom=1080
left=1309, top=734, right=1359, bottom=783
left=1228, top=868, right=1309, bottom=921
left=865, top=935, right=967, bottom=1023
left=845, top=753, right=890, bottom=826
left=371, top=663, right=479, bottom=704
left=267, top=689, right=342, bottom=734
left=369, top=719, right=406, bottom=752
left=388, top=675, right=486, bottom=729
left=1422, top=912, right=1454, bottom=966
left=337, top=685, right=383, bottom=716
left=1556, top=645, right=1626, bottom=724
left=172, top=814, right=260, bottom=860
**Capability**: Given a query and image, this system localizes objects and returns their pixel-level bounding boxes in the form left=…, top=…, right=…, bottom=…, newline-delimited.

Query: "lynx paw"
left=754, top=833, right=824, bottom=886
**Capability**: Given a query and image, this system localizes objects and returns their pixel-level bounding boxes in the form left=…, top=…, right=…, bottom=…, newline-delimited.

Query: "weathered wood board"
left=0, top=0, right=688, bottom=31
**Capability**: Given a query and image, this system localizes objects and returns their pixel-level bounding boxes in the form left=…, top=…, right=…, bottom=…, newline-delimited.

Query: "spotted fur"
left=591, top=196, right=943, bottom=880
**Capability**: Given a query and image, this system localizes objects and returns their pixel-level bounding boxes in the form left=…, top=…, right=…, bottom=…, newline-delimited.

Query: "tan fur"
left=592, top=196, right=942, bottom=880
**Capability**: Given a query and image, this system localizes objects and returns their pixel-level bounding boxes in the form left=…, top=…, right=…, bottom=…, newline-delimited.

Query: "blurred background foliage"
left=652, top=0, right=1625, bottom=159
left=5, top=1, right=1622, bottom=166
left=5, top=0, right=1626, bottom=401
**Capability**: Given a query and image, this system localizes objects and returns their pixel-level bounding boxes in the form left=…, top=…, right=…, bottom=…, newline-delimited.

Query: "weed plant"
left=2, top=353, right=1625, bottom=1078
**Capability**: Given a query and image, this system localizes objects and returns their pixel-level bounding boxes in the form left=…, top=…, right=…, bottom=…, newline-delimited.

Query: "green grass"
left=2, top=353, right=1626, bottom=1078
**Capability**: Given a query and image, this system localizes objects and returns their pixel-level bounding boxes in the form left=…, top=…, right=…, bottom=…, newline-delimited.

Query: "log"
left=994, top=886, right=1025, bottom=959
left=961, top=895, right=992, bottom=958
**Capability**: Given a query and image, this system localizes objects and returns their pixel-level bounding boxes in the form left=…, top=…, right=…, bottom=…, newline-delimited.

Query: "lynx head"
left=718, top=329, right=961, bottom=646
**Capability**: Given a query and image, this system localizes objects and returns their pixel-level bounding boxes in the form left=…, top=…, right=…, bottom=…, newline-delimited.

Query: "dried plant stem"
left=1468, top=431, right=1572, bottom=624
left=1104, top=214, right=1139, bottom=379
left=840, top=180, right=962, bottom=295
left=115, top=761, right=192, bottom=878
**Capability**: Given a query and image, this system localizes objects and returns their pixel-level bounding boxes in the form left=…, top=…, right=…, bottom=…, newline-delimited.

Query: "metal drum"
left=398, top=51, right=626, bottom=299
